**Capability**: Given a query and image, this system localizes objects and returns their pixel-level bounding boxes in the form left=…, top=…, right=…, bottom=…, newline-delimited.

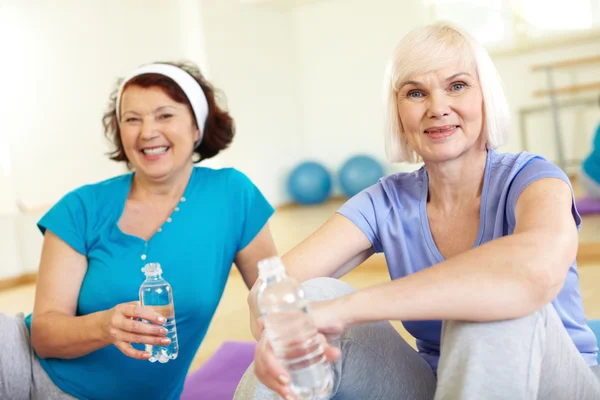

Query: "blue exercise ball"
left=287, top=161, right=332, bottom=205
left=588, top=319, right=600, bottom=362
left=339, top=155, right=385, bottom=197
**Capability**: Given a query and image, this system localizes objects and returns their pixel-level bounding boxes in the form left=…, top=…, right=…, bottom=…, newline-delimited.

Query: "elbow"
left=30, top=318, right=50, bottom=359
left=527, top=232, right=577, bottom=309
left=30, top=314, right=63, bottom=359
left=527, top=269, right=562, bottom=311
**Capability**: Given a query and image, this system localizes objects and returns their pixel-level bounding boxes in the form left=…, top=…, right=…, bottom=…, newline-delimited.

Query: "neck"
left=130, top=162, right=193, bottom=204
left=425, top=147, right=488, bottom=211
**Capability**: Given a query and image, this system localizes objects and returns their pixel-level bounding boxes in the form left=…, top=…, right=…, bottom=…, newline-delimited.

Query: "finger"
left=255, top=339, right=292, bottom=397
left=324, top=345, right=341, bottom=362
left=115, top=316, right=168, bottom=337
left=120, top=303, right=166, bottom=325
left=314, top=333, right=341, bottom=361
left=116, top=331, right=172, bottom=347
left=115, top=341, right=151, bottom=360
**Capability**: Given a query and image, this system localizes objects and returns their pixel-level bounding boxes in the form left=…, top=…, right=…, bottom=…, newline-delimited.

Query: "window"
left=517, top=0, right=594, bottom=38
left=428, top=0, right=600, bottom=48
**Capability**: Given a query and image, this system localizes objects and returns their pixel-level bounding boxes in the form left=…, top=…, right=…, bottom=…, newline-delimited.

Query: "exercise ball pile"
left=286, top=154, right=385, bottom=205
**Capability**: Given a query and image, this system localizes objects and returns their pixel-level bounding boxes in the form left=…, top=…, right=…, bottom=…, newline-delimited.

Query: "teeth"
left=426, top=126, right=457, bottom=134
left=142, top=147, right=168, bottom=155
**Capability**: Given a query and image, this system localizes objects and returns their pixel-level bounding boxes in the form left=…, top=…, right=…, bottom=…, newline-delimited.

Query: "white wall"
left=201, top=0, right=432, bottom=205
left=0, top=0, right=213, bottom=275
left=292, top=0, right=430, bottom=181
left=0, top=0, right=210, bottom=210
left=200, top=0, right=303, bottom=205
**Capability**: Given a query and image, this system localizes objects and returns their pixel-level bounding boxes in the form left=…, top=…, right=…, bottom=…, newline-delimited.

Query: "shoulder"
left=339, top=166, right=426, bottom=216
left=376, top=166, right=427, bottom=208
left=487, top=150, right=576, bottom=223
left=487, top=149, right=566, bottom=186
left=191, top=166, right=253, bottom=187
left=56, top=173, right=131, bottom=209
left=189, top=167, right=270, bottom=209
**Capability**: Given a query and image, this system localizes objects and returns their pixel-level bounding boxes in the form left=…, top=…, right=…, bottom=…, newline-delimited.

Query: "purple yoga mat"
left=576, top=196, right=600, bottom=215
left=181, top=341, right=256, bottom=400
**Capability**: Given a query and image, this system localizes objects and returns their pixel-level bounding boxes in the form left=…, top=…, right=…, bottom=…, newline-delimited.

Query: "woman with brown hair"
left=0, top=61, right=277, bottom=400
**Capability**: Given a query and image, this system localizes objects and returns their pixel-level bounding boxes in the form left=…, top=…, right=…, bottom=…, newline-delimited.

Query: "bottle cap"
left=257, top=256, right=286, bottom=278
left=141, top=262, right=162, bottom=276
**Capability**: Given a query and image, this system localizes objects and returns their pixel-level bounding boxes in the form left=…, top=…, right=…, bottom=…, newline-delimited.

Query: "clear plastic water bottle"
left=256, top=256, right=333, bottom=400
left=139, top=262, right=178, bottom=363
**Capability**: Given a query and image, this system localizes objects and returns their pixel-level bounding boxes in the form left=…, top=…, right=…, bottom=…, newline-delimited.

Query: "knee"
left=442, top=304, right=550, bottom=342
left=301, top=277, right=356, bottom=302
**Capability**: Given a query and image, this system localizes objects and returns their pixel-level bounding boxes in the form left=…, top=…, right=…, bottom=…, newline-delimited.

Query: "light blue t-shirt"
left=25, top=166, right=274, bottom=400
left=337, top=150, right=599, bottom=372
left=582, top=123, right=600, bottom=185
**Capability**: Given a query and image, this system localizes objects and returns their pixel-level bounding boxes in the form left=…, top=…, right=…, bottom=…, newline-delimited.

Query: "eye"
left=407, top=90, right=424, bottom=99
left=158, top=114, right=173, bottom=120
left=450, top=82, right=466, bottom=91
left=124, top=117, right=139, bottom=123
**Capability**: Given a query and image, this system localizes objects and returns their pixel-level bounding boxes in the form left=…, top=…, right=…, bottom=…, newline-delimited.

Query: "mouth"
left=424, top=125, right=459, bottom=139
left=424, top=125, right=459, bottom=134
left=141, top=146, right=170, bottom=156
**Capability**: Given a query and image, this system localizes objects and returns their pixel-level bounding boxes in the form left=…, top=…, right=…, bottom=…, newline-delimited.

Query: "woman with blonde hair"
left=236, top=22, right=600, bottom=399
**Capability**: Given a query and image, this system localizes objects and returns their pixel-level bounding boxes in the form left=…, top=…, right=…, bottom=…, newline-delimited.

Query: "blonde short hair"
left=382, top=21, right=510, bottom=164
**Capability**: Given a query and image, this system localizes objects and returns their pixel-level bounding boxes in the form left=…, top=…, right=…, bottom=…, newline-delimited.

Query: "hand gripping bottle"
left=256, top=256, right=333, bottom=399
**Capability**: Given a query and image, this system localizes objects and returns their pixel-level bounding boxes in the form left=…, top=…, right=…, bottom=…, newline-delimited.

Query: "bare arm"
left=235, top=223, right=278, bottom=339
left=246, top=214, right=373, bottom=340
left=30, top=231, right=109, bottom=359
left=31, top=231, right=167, bottom=360
left=234, top=223, right=278, bottom=290
left=337, top=178, right=578, bottom=326
left=282, top=213, right=374, bottom=282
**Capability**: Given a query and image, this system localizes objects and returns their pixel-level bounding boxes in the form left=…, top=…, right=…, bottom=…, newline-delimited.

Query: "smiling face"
left=396, top=61, right=485, bottom=164
left=119, top=85, right=199, bottom=181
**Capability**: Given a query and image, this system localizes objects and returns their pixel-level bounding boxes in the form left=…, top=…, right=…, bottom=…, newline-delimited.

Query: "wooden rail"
left=532, top=55, right=600, bottom=72
left=533, top=81, right=600, bottom=97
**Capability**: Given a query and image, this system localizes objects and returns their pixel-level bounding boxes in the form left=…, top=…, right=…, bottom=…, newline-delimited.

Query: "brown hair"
left=103, top=61, right=234, bottom=165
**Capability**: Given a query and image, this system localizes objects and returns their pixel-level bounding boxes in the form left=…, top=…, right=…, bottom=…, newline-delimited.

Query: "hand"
left=253, top=332, right=340, bottom=400
left=308, top=299, right=348, bottom=342
left=101, top=301, right=170, bottom=360
left=253, top=299, right=346, bottom=399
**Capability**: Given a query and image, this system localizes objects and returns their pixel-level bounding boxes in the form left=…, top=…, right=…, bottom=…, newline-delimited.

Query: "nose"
left=140, top=117, right=160, bottom=141
left=426, top=92, right=451, bottom=119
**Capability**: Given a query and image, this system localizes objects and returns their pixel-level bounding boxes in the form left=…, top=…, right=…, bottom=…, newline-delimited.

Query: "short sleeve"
left=507, top=157, right=581, bottom=230
left=229, top=169, right=275, bottom=252
left=336, top=182, right=389, bottom=253
left=37, top=186, right=92, bottom=255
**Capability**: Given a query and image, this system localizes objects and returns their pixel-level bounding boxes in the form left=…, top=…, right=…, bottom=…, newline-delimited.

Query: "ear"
left=193, top=127, right=201, bottom=143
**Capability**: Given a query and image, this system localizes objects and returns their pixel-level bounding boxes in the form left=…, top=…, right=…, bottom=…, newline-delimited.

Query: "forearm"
left=341, top=231, right=573, bottom=326
left=31, top=310, right=110, bottom=359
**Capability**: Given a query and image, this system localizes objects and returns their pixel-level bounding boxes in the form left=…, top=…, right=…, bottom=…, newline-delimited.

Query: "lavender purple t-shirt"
left=337, top=149, right=599, bottom=371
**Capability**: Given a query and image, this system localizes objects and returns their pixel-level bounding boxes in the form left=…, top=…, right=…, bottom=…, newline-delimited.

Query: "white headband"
left=115, top=63, right=209, bottom=148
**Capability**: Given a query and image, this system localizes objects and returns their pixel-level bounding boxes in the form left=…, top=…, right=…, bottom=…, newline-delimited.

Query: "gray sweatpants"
left=234, top=277, right=600, bottom=400
left=0, top=312, right=76, bottom=400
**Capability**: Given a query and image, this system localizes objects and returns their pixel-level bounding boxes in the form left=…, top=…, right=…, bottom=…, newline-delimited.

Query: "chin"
left=422, top=143, right=480, bottom=164
left=135, top=163, right=174, bottom=180
left=422, top=148, right=462, bottom=163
